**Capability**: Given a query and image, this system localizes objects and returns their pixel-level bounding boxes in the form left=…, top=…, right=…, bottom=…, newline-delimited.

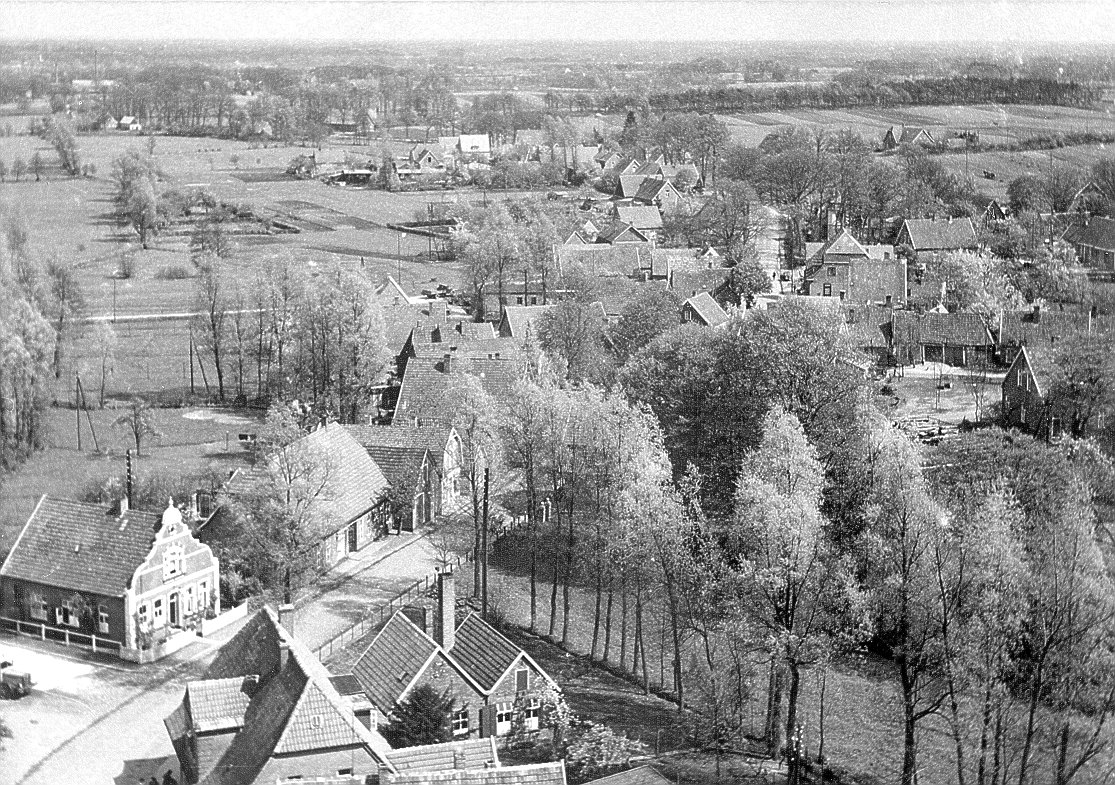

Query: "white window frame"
left=495, top=702, right=514, bottom=736
left=823, top=283, right=832, bottom=297
left=186, top=586, right=195, bottom=614
left=1017, top=369, right=1024, bottom=386
left=163, top=545, right=183, bottom=581
left=29, top=591, right=47, bottom=620
left=97, top=604, right=110, bottom=634
left=452, top=709, right=470, bottom=737
left=523, top=698, right=541, bottom=731
left=199, top=581, right=209, bottom=611
left=153, top=598, right=165, bottom=626
left=61, top=599, right=81, bottom=628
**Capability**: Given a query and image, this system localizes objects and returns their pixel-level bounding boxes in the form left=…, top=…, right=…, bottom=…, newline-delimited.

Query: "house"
left=882, top=125, right=935, bottom=151
left=978, top=198, right=1009, bottom=230
left=614, top=205, right=663, bottom=241
left=409, top=146, right=445, bottom=171
left=117, top=115, right=142, bottom=132
left=1001, top=345, right=1057, bottom=437
left=995, top=304, right=1111, bottom=364
left=344, top=427, right=437, bottom=532
left=1061, top=215, right=1115, bottom=271
left=382, top=762, right=568, bottom=785
left=594, top=149, right=623, bottom=171
left=896, top=217, right=979, bottom=260
left=221, top=423, right=391, bottom=569
left=632, top=178, right=682, bottom=212
left=457, top=135, right=492, bottom=160
left=583, top=765, right=672, bottom=785
left=681, top=292, right=730, bottom=328
left=616, top=175, right=648, bottom=199
left=394, top=354, right=525, bottom=428
left=802, top=229, right=905, bottom=305
left=555, top=243, right=653, bottom=279
left=1067, top=181, right=1109, bottom=215
left=890, top=311, right=995, bottom=366
left=606, top=156, right=644, bottom=178
left=164, top=606, right=393, bottom=784
left=595, top=222, right=650, bottom=245
left=0, top=496, right=219, bottom=660
left=498, top=304, right=558, bottom=340
left=343, top=572, right=556, bottom=739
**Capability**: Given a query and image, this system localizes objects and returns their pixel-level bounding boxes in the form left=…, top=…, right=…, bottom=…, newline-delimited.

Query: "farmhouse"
left=394, top=354, right=525, bottom=428
left=1062, top=215, right=1115, bottom=270
left=456, top=134, right=492, bottom=160
left=802, top=229, right=905, bottom=305
left=614, top=205, right=664, bottom=241
left=632, top=177, right=682, bottom=212
left=344, top=572, right=556, bottom=739
left=221, top=423, right=391, bottom=570
left=0, top=496, right=219, bottom=660
left=595, top=221, right=650, bottom=245
left=890, top=310, right=995, bottom=366
left=896, top=217, right=979, bottom=259
left=1001, top=345, right=1057, bottom=438
left=164, top=605, right=393, bottom=785
left=882, top=125, right=935, bottom=151
left=681, top=291, right=730, bottom=328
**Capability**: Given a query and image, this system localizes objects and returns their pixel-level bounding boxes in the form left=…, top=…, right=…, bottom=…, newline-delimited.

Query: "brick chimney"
left=433, top=570, right=455, bottom=651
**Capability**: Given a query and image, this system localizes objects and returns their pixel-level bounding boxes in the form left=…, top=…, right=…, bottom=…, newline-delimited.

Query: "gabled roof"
left=683, top=292, right=729, bottom=328
left=0, top=496, right=161, bottom=597
left=352, top=611, right=442, bottom=711
left=596, top=222, right=649, bottom=245
left=382, top=762, right=567, bottom=785
left=500, top=304, right=558, bottom=339
left=450, top=612, right=525, bottom=692
left=417, top=336, right=521, bottom=361
left=173, top=608, right=392, bottom=785
left=226, top=423, right=390, bottom=537
left=394, top=355, right=525, bottom=427
left=616, top=174, right=646, bottom=198
left=892, top=311, right=994, bottom=347
left=187, top=677, right=254, bottom=733
left=386, top=738, right=500, bottom=772
left=458, top=135, right=491, bottom=154
left=583, top=765, right=672, bottom=785
left=669, top=267, right=731, bottom=299
left=556, top=243, right=652, bottom=279
left=1007, top=345, right=1057, bottom=398
left=634, top=178, right=675, bottom=204
left=614, top=205, right=663, bottom=231
left=1066, top=216, right=1115, bottom=252
left=900, top=217, right=978, bottom=251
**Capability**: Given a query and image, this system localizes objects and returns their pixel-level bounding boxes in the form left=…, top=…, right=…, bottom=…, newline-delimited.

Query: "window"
left=153, top=598, right=165, bottom=625
left=1020, top=405, right=1027, bottom=425
left=337, top=770, right=353, bottom=777
left=1024, top=373, right=1030, bottom=392
left=186, top=586, right=195, bottom=615
left=138, top=603, right=149, bottom=627
left=828, top=266, right=836, bottom=277
left=1017, top=370, right=1024, bottom=386
left=97, top=604, right=110, bottom=634
left=516, top=296, right=524, bottom=305
left=163, top=546, right=183, bottom=580
left=199, top=581, right=209, bottom=610
left=515, top=668, right=529, bottom=694
left=452, top=709, right=470, bottom=737
left=60, top=599, right=81, bottom=628
left=524, top=698, right=541, bottom=731
left=822, top=284, right=832, bottom=297
left=496, top=702, right=514, bottom=736
left=29, top=591, right=46, bottom=620
left=530, top=296, right=538, bottom=305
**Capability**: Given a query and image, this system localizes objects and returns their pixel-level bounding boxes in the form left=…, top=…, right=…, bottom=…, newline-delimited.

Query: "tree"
left=46, top=259, right=85, bottom=380
left=725, top=253, right=772, bottom=307
left=91, top=321, right=116, bottom=408
left=1048, top=331, right=1115, bottom=438
left=11, top=157, right=26, bottom=181
left=0, top=159, right=7, bottom=182
left=29, top=152, right=44, bottom=182
left=48, top=115, right=80, bottom=176
left=193, top=256, right=229, bottom=401
left=112, top=397, right=162, bottom=455
left=383, top=685, right=455, bottom=748
left=608, top=288, right=681, bottom=366
left=1008, top=174, right=1045, bottom=215
left=537, top=300, right=608, bottom=384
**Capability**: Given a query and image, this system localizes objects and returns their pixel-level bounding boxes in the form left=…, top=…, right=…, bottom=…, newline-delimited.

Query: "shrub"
left=154, top=264, right=192, bottom=280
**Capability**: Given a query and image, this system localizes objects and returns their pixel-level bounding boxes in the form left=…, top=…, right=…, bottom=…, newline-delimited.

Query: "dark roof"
left=226, top=424, right=389, bottom=538
left=385, top=738, right=500, bottom=772
left=449, top=612, right=524, bottom=692
left=583, top=766, right=672, bottom=785
left=1011, top=345, right=1058, bottom=396
left=364, top=445, right=428, bottom=491
left=352, top=612, right=442, bottom=711
left=329, top=674, right=365, bottom=697
left=900, top=218, right=978, bottom=251
left=177, top=608, right=392, bottom=785
left=592, top=278, right=659, bottom=318
left=0, top=496, right=161, bottom=596
left=394, top=355, right=525, bottom=427
left=596, top=222, right=648, bottom=245
left=997, top=307, right=1112, bottom=347
left=683, top=292, right=729, bottom=328
left=614, top=205, right=663, bottom=231
left=892, top=311, right=993, bottom=347
left=634, top=178, right=674, bottom=204
left=1066, top=216, right=1115, bottom=252
left=382, top=762, right=567, bottom=785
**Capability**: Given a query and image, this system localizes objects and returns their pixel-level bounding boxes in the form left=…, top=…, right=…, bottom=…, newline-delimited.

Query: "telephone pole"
left=481, top=467, right=490, bottom=621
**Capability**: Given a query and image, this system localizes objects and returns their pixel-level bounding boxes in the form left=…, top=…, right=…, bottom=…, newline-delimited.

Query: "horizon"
left=2, top=1, right=1114, bottom=44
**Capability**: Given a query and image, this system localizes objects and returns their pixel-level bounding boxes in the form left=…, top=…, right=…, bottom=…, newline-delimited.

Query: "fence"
left=1, top=616, right=123, bottom=656
left=311, top=514, right=526, bottom=662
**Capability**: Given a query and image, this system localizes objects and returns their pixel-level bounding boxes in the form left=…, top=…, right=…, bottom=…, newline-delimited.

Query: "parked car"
left=0, top=659, right=32, bottom=699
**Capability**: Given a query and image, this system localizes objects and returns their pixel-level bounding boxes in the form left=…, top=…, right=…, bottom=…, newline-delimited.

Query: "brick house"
left=345, top=425, right=450, bottom=531
left=344, top=572, right=555, bottom=741
left=802, top=229, right=905, bottom=305
left=164, top=606, right=393, bottom=784
left=0, top=497, right=219, bottom=659
left=221, top=423, right=391, bottom=570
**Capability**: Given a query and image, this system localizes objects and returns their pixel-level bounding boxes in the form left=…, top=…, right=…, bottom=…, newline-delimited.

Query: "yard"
left=881, top=361, right=1006, bottom=427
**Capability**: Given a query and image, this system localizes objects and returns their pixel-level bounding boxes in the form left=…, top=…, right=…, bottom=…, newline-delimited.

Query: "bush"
left=154, top=264, right=192, bottom=281
left=115, top=255, right=136, bottom=279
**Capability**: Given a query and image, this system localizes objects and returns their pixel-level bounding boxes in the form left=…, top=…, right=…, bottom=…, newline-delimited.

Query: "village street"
left=0, top=532, right=438, bottom=785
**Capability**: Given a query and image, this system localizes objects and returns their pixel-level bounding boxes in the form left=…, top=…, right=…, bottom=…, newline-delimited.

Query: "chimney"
left=278, top=603, right=295, bottom=635
left=118, top=495, right=129, bottom=516
left=433, top=570, right=455, bottom=651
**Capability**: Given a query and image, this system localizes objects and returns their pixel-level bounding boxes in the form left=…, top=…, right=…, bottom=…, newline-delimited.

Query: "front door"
left=347, top=522, right=358, bottom=553
left=169, top=593, right=180, bottom=627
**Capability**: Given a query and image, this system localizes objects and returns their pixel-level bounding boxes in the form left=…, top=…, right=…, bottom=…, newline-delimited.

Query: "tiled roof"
left=350, top=423, right=454, bottom=454
left=901, top=218, right=978, bottom=251
left=364, top=445, right=428, bottom=492
left=382, top=762, right=567, bottom=785
left=583, top=765, right=672, bottom=785
left=996, top=307, right=1111, bottom=347
left=394, top=356, right=525, bottom=427
left=455, top=322, right=498, bottom=340
left=614, top=205, right=663, bottom=231
left=634, top=178, right=672, bottom=204
left=0, top=496, right=160, bottom=596
left=449, top=613, right=523, bottom=692
left=669, top=268, right=730, bottom=299
left=187, top=677, right=254, bottom=732
left=556, top=244, right=652, bottom=279
left=596, top=222, right=648, bottom=245
left=617, top=175, right=646, bottom=198
left=892, top=311, right=993, bottom=347
left=227, top=424, right=389, bottom=539
left=500, top=305, right=557, bottom=339
left=1067, top=216, right=1115, bottom=252
left=352, top=612, right=441, bottom=711
left=386, top=738, right=500, bottom=772
left=683, top=292, right=729, bottom=328
left=329, top=674, right=365, bottom=697
left=416, top=337, right=522, bottom=361
left=183, top=608, right=392, bottom=785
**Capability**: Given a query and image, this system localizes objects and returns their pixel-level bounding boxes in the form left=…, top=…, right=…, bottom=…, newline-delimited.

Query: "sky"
left=1, top=0, right=1114, bottom=43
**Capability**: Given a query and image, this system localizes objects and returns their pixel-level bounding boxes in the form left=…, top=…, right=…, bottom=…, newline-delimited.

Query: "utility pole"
left=75, top=375, right=82, bottom=451
left=125, top=449, right=135, bottom=508
left=112, top=277, right=117, bottom=323
left=481, top=467, right=490, bottom=621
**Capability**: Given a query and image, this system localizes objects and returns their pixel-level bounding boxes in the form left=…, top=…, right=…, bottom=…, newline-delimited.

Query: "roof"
left=556, top=243, right=652, bottom=279
left=683, top=292, right=730, bottom=328
left=615, top=205, right=663, bottom=231
left=176, top=608, right=392, bottom=785
left=500, top=305, right=557, bottom=339
left=617, top=175, right=647, bottom=198
left=634, top=178, right=674, bottom=204
left=352, top=612, right=442, bottom=711
left=583, top=766, right=672, bottom=785
left=449, top=612, right=524, bottom=692
left=899, top=126, right=933, bottom=143
left=226, top=424, right=389, bottom=537
left=596, top=222, right=649, bottom=245
left=592, top=278, right=658, bottom=318
left=416, top=336, right=522, bottom=362
left=382, top=762, right=567, bottom=785
left=363, top=444, right=428, bottom=491
left=1066, top=216, right=1115, bottom=252
left=458, top=135, right=491, bottom=154
left=997, top=306, right=1110, bottom=347
left=669, top=267, right=731, bottom=299
left=394, top=355, right=524, bottom=427
left=892, top=311, right=994, bottom=347
left=329, top=674, right=365, bottom=697
left=1009, top=345, right=1057, bottom=397
left=900, top=218, right=978, bottom=251
left=385, top=738, right=500, bottom=772
left=0, top=496, right=161, bottom=597
left=351, top=423, right=455, bottom=455
left=187, top=677, right=254, bottom=733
